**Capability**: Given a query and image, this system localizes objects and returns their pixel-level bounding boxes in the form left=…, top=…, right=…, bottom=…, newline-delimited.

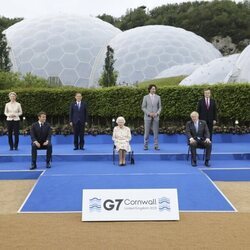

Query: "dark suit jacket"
left=69, top=101, right=88, bottom=125
left=197, top=98, right=217, bottom=122
left=30, top=122, right=51, bottom=143
left=186, top=120, right=210, bottom=140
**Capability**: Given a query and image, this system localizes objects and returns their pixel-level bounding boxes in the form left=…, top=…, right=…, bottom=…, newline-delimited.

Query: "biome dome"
left=106, top=25, right=221, bottom=84
left=4, top=14, right=121, bottom=87
left=224, top=45, right=250, bottom=83
left=154, top=63, right=202, bottom=79
left=5, top=18, right=222, bottom=87
left=180, top=54, right=239, bottom=85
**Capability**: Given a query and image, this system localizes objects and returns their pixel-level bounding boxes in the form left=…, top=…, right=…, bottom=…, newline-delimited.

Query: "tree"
left=119, top=6, right=149, bottom=30
left=0, top=16, right=23, bottom=30
left=0, top=31, right=11, bottom=71
left=97, top=14, right=116, bottom=25
left=97, top=1, right=250, bottom=53
left=99, top=45, right=118, bottom=87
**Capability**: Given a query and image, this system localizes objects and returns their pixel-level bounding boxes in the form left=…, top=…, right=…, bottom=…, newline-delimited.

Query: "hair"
left=8, top=92, right=17, bottom=98
left=116, top=116, right=126, bottom=124
left=37, top=111, right=46, bottom=117
left=75, top=92, right=82, bottom=96
left=204, top=88, right=211, bottom=92
left=148, top=84, right=157, bottom=92
left=190, top=111, right=199, bottom=117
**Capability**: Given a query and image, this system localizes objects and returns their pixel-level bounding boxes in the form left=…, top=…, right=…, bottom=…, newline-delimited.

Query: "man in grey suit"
left=142, top=84, right=162, bottom=150
left=186, top=111, right=212, bottom=167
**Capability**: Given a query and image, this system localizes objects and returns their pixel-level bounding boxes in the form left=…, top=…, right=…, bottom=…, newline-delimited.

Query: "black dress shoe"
left=191, top=160, right=197, bottom=167
left=30, top=163, right=37, bottom=170
left=79, top=147, right=85, bottom=150
left=119, top=163, right=123, bottom=166
left=205, top=160, right=210, bottom=167
left=73, top=147, right=79, bottom=150
left=14, top=147, right=18, bottom=151
left=144, top=145, right=148, bottom=150
left=154, top=146, right=160, bottom=150
left=46, top=162, right=51, bottom=168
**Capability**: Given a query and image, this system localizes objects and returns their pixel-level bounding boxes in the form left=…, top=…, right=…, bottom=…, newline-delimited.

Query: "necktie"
left=40, top=123, right=43, bottom=133
left=78, top=102, right=80, bottom=110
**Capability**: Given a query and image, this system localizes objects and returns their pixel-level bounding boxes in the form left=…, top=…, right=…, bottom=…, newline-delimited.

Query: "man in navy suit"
left=30, top=111, right=52, bottom=170
left=69, top=93, right=88, bottom=150
left=186, top=111, right=212, bottom=167
left=197, top=89, right=217, bottom=140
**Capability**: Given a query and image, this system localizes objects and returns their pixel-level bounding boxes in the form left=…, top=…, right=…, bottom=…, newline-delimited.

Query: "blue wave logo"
left=89, top=197, right=102, bottom=212
left=158, top=197, right=171, bottom=211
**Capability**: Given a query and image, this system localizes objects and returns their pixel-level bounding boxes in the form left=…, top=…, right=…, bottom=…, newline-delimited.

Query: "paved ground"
left=0, top=180, right=250, bottom=249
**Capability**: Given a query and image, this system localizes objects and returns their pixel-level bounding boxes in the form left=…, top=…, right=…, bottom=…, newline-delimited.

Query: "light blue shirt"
left=194, top=121, right=199, bottom=133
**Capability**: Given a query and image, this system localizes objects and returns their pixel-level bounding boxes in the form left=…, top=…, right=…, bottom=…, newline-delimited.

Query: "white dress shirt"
left=4, top=101, right=23, bottom=121
left=149, top=93, right=155, bottom=104
left=206, top=97, right=210, bottom=108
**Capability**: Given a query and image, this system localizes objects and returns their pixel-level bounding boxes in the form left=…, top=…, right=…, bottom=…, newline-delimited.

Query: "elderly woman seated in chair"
left=112, top=116, right=131, bottom=166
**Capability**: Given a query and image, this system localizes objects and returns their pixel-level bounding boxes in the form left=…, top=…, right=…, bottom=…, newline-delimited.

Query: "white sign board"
left=82, top=189, right=179, bottom=221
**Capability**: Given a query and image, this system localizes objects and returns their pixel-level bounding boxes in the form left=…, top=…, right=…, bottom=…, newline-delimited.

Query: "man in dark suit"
left=69, top=93, right=88, bottom=150
left=30, top=111, right=52, bottom=170
left=197, top=89, right=217, bottom=140
left=186, top=111, right=212, bottom=167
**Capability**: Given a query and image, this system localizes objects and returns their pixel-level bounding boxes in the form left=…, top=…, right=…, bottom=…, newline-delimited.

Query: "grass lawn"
left=137, top=76, right=186, bottom=88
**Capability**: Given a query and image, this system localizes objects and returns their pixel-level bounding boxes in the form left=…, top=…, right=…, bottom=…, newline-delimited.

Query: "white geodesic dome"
left=179, top=54, right=239, bottom=86
left=99, top=25, right=221, bottom=84
left=154, top=63, right=202, bottom=79
left=224, top=45, right=250, bottom=83
left=4, top=14, right=121, bottom=87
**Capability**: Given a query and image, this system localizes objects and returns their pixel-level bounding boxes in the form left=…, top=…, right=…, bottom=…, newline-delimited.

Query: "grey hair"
left=116, top=116, right=126, bottom=124
left=190, top=111, right=199, bottom=117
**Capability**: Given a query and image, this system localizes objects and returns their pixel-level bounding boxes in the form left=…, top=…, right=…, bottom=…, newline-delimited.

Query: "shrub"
left=0, top=84, right=249, bottom=128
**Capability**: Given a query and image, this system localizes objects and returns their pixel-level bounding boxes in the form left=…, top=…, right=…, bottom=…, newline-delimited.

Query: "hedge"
left=0, top=84, right=249, bottom=126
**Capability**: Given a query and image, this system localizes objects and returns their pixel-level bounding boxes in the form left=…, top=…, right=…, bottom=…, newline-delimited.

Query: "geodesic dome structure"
left=104, top=25, right=221, bottom=84
left=154, top=63, right=202, bottom=79
left=179, top=54, right=239, bottom=86
left=224, top=45, right=250, bottom=83
left=5, top=18, right=222, bottom=87
left=4, top=14, right=121, bottom=87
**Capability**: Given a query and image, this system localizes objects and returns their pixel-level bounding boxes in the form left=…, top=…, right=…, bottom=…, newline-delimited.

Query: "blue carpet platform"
left=0, top=134, right=249, bottom=213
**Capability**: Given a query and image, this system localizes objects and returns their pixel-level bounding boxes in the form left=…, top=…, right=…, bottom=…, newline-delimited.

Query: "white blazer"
left=4, top=102, right=23, bottom=121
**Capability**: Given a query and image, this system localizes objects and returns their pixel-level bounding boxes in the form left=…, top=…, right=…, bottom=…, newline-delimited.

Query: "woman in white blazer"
left=4, top=92, right=23, bottom=150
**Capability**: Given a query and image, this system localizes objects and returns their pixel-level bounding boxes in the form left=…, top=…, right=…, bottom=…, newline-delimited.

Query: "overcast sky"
left=0, top=0, right=234, bottom=19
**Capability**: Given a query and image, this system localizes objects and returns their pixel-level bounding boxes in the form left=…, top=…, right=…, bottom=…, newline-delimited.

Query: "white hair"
left=190, top=111, right=199, bottom=117
left=116, top=116, right=126, bottom=124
